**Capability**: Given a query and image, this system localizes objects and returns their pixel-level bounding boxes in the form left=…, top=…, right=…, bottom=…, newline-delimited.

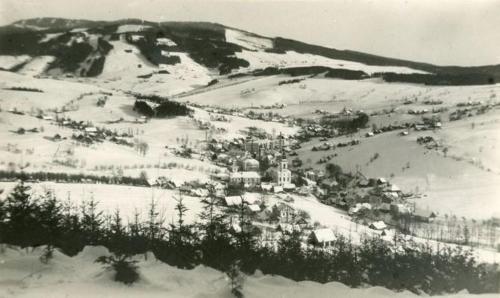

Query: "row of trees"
left=0, top=170, right=149, bottom=186
left=0, top=181, right=498, bottom=294
left=133, top=100, right=193, bottom=118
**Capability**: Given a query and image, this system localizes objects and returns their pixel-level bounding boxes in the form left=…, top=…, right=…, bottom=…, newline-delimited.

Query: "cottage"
left=273, top=185, right=284, bottom=193
left=308, top=228, right=336, bottom=248
left=413, top=209, right=437, bottom=222
left=377, top=177, right=388, bottom=185
left=247, top=204, right=261, bottom=213
left=84, top=127, right=97, bottom=135
left=261, top=183, right=273, bottom=192
left=369, top=221, right=387, bottom=230
left=225, top=195, right=243, bottom=207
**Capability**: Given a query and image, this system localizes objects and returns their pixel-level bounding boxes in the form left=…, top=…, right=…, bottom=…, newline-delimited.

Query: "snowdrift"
left=0, top=245, right=497, bottom=298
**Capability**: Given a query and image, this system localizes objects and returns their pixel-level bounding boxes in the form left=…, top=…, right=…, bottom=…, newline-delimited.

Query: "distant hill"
left=0, top=17, right=499, bottom=85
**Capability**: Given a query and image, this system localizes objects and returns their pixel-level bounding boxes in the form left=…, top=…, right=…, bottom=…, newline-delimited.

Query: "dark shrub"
left=133, top=100, right=154, bottom=117
left=96, top=255, right=140, bottom=285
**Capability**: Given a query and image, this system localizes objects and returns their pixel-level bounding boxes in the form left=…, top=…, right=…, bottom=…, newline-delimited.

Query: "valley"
left=0, top=16, right=499, bottom=297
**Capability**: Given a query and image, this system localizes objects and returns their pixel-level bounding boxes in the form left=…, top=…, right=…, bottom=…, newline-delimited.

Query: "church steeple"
left=231, top=159, right=239, bottom=173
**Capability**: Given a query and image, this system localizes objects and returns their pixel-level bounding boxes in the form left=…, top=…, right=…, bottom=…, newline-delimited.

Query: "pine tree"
left=80, top=197, right=103, bottom=245
left=198, top=185, right=232, bottom=269
left=38, top=189, right=64, bottom=263
left=2, top=181, right=40, bottom=248
left=144, top=197, right=165, bottom=251
left=226, top=259, right=245, bottom=298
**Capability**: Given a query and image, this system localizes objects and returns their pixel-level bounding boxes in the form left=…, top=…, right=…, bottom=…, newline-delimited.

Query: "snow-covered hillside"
left=0, top=245, right=497, bottom=298
left=225, top=29, right=273, bottom=51
left=233, top=49, right=429, bottom=75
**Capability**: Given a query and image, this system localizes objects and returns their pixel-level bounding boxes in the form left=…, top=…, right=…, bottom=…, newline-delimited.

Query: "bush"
left=154, top=101, right=192, bottom=117
left=133, top=101, right=154, bottom=117
left=96, top=255, right=139, bottom=285
left=226, top=260, right=245, bottom=298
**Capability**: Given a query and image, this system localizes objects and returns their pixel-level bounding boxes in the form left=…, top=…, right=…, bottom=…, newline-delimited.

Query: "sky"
left=0, top=0, right=499, bottom=66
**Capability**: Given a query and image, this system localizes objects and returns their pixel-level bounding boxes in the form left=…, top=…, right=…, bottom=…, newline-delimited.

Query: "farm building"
left=308, top=228, right=336, bottom=248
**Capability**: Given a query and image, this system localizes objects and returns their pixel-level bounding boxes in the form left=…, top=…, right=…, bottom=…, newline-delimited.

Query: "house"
left=377, top=177, right=388, bottom=185
left=283, top=183, right=296, bottom=191
left=376, top=203, right=391, bottom=213
left=348, top=203, right=372, bottom=215
left=413, top=209, right=437, bottom=222
left=390, top=203, right=411, bottom=214
left=273, top=185, right=284, bottom=193
left=229, top=171, right=261, bottom=188
left=369, top=221, right=387, bottom=230
left=225, top=195, right=243, bottom=207
left=308, top=228, right=336, bottom=248
left=261, top=183, right=273, bottom=192
left=84, top=127, right=97, bottom=135
left=275, top=203, right=296, bottom=222
left=320, top=178, right=339, bottom=191
left=305, top=170, right=317, bottom=181
left=247, top=204, right=261, bottom=213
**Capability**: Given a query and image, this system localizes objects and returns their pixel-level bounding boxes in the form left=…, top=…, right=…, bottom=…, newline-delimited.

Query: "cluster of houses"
left=222, top=193, right=338, bottom=249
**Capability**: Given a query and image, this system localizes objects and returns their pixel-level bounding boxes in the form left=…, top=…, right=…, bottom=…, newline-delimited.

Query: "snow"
left=0, top=182, right=205, bottom=225
left=99, top=39, right=156, bottom=79
left=234, top=50, right=429, bottom=75
left=39, top=32, right=64, bottom=43
left=0, top=245, right=497, bottom=298
left=18, top=56, right=56, bottom=76
left=0, top=55, right=31, bottom=70
left=311, top=228, right=336, bottom=242
left=225, top=29, right=273, bottom=51
left=116, top=24, right=152, bottom=33
left=0, top=70, right=103, bottom=110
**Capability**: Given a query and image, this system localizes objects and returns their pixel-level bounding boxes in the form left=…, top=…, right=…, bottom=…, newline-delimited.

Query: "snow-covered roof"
left=311, top=228, right=336, bottom=243
left=243, top=158, right=259, bottom=167
left=247, top=204, right=260, bottom=212
left=230, top=171, right=260, bottom=179
left=388, top=184, right=401, bottom=192
left=225, top=196, right=243, bottom=206
left=377, top=177, right=387, bottom=183
left=370, top=221, right=387, bottom=230
left=261, top=183, right=273, bottom=190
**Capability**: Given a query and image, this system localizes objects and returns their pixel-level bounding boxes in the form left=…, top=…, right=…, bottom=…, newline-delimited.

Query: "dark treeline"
left=0, top=170, right=148, bottom=186
left=0, top=180, right=498, bottom=294
left=253, top=66, right=368, bottom=80
left=320, top=113, right=370, bottom=132
left=133, top=100, right=193, bottom=118
left=375, top=72, right=496, bottom=86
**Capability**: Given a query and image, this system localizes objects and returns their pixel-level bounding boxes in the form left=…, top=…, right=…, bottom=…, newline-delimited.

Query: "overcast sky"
left=1, top=0, right=499, bottom=66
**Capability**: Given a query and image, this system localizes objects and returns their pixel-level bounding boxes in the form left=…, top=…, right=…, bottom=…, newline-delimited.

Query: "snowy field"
left=178, top=75, right=500, bottom=110
left=0, top=55, right=31, bottom=70
left=297, top=122, right=500, bottom=219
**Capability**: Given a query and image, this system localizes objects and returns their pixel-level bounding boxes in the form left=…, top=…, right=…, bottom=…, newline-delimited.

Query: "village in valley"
left=0, top=13, right=500, bottom=297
